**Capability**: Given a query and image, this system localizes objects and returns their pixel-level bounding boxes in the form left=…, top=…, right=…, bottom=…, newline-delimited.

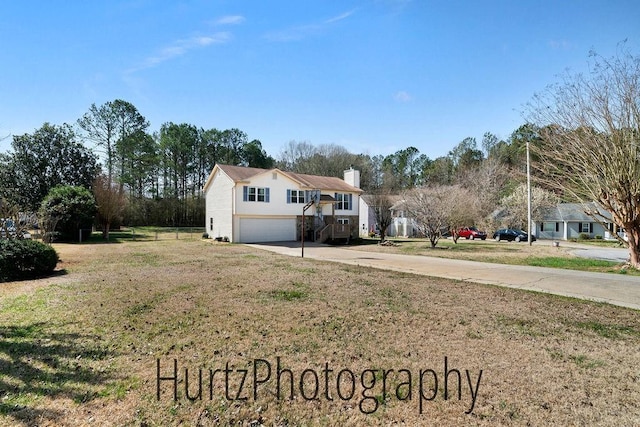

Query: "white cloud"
left=215, top=15, right=245, bottom=25
left=325, top=10, right=356, bottom=24
left=394, top=91, right=412, bottom=102
left=127, top=32, right=231, bottom=73
left=264, top=10, right=356, bottom=42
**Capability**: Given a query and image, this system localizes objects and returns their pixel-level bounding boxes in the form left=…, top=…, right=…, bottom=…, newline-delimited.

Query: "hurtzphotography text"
left=156, top=356, right=483, bottom=415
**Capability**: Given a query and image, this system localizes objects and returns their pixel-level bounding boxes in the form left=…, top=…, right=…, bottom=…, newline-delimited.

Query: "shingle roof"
left=212, top=164, right=362, bottom=193
left=540, top=202, right=612, bottom=222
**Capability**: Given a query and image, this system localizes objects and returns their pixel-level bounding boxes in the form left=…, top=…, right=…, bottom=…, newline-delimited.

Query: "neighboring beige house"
left=203, top=164, right=362, bottom=243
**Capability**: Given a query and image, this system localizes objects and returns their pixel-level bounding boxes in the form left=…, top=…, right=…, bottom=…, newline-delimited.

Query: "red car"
left=457, top=226, right=487, bottom=240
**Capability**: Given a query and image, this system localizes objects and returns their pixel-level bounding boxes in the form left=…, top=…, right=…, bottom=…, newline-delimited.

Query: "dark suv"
left=457, top=226, right=487, bottom=240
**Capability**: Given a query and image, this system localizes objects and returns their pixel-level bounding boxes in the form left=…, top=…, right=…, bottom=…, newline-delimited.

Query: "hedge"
left=0, top=239, right=59, bottom=282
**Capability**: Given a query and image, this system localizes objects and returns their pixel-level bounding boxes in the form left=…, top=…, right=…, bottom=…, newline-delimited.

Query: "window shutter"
left=556, top=222, right=559, bottom=232
left=589, top=223, right=593, bottom=233
left=287, top=189, right=291, bottom=204
left=305, top=190, right=310, bottom=203
left=348, top=194, right=353, bottom=210
left=265, top=188, right=270, bottom=203
left=243, top=186, right=248, bottom=202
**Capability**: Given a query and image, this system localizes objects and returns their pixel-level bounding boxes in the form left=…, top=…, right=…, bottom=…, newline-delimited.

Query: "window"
left=335, top=193, right=352, bottom=210
left=337, top=218, right=349, bottom=225
left=542, top=222, right=559, bottom=232
left=243, top=186, right=270, bottom=202
left=580, top=222, right=593, bottom=233
left=287, top=189, right=306, bottom=204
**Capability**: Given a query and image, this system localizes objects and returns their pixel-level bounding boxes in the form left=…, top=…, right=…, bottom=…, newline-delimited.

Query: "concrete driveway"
left=561, top=242, right=630, bottom=263
left=248, top=242, right=640, bottom=311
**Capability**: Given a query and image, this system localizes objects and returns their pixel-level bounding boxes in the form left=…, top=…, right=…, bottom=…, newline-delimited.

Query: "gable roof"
left=540, top=202, right=612, bottom=222
left=204, top=164, right=362, bottom=193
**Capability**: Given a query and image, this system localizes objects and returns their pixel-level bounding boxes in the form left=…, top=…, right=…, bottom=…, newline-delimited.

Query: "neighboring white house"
left=534, top=202, right=625, bottom=241
left=358, top=195, right=418, bottom=238
left=203, top=164, right=362, bottom=243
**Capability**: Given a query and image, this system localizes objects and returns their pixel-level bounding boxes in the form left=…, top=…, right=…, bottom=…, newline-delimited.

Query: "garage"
left=238, top=218, right=297, bottom=243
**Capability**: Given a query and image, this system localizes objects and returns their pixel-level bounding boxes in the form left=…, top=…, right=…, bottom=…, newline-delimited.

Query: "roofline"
left=203, top=164, right=363, bottom=193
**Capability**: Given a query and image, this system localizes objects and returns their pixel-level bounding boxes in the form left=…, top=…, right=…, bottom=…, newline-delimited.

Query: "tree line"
left=1, top=47, right=639, bottom=267
left=0, top=100, right=276, bottom=230
left=0, top=97, right=539, bottom=231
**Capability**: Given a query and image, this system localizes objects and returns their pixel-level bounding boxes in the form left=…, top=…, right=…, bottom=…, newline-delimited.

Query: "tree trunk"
left=102, top=221, right=111, bottom=241
left=625, top=225, right=640, bottom=269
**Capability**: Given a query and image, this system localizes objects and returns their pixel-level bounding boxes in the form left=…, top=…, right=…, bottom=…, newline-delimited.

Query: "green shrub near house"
left=0, top=239, right=59, bottom=282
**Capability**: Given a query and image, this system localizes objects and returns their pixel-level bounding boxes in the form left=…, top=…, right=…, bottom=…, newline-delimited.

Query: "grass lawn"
left=0, top=239, right=639, bottom=425
left=351, top=238, right=636, bottom=275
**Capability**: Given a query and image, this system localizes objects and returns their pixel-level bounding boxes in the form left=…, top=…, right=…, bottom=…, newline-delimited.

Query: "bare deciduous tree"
left=527, top=47, right=640, bottom=267
left=499, top=183, right=559, bottom=230
left=403, top=185, right=472, bottom=248
left=93, top=175, right=127, bottom=240
left=369, top=192, right=395, bottom=242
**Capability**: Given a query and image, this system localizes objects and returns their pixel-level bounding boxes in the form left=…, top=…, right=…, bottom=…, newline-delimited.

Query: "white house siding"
left=205, top=170, right=234, bottom=240
left=234, top=171, right=306, bottom=216
left=358, top=197, right=374, bottom=236
left=205, top=165, right=361, bottom=243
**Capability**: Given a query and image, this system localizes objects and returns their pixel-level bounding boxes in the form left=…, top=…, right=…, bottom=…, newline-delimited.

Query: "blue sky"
left=0, top=1, right=638, bottom=160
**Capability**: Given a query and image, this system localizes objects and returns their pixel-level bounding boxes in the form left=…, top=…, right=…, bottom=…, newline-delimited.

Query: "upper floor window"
left=243, top=186, right=270, bottom=202
left=335, top=193, right=352, bottom=210
left=287, top=189, right=305, bottom=204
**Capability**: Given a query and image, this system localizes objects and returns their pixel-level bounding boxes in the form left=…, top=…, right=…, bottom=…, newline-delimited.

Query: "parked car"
left=457, top=226, right=487, bottom=240
left=493, top=228, right=536, bottom=242
left=0, top=218, right=31, bottom=240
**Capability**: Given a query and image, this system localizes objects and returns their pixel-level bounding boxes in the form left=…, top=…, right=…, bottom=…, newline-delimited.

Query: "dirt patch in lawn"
left=0, top=240, right=638, bottom=426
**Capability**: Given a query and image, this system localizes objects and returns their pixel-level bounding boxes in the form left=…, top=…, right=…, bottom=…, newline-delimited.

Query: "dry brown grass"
left=0, top=239, right=639, bottom=426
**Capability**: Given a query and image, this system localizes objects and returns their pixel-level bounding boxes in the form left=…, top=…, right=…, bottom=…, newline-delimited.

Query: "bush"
left=40, top=185, right=96, bottom=242
left=0, top=239, right=59, bottom=282
left=579, top=233, right=591, bottom=240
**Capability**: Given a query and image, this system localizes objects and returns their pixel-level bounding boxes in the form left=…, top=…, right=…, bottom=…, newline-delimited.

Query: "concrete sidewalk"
left=248, top=242, right=640, bottom=311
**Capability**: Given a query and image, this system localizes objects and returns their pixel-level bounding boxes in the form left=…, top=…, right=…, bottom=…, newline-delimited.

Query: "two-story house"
left=203, top=164, right=362, bottom=243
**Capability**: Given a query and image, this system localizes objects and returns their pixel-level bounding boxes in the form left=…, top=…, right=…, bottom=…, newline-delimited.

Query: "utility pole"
left=526, top=139, right=533, bottom=246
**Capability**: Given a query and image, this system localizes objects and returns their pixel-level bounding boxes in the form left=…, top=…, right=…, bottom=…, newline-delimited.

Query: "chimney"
left=343, top=166, right=360, bottom=189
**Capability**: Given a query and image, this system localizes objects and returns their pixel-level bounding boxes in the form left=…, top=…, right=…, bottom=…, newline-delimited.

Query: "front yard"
left=0, top=239, right=638, bottom=425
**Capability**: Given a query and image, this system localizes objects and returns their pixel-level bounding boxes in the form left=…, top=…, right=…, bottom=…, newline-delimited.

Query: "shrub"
left=0, top=239, right=59, bottom=282
left=40, top=185, right=96, bottom=242
left=579, top=233, right=591, bottom=240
